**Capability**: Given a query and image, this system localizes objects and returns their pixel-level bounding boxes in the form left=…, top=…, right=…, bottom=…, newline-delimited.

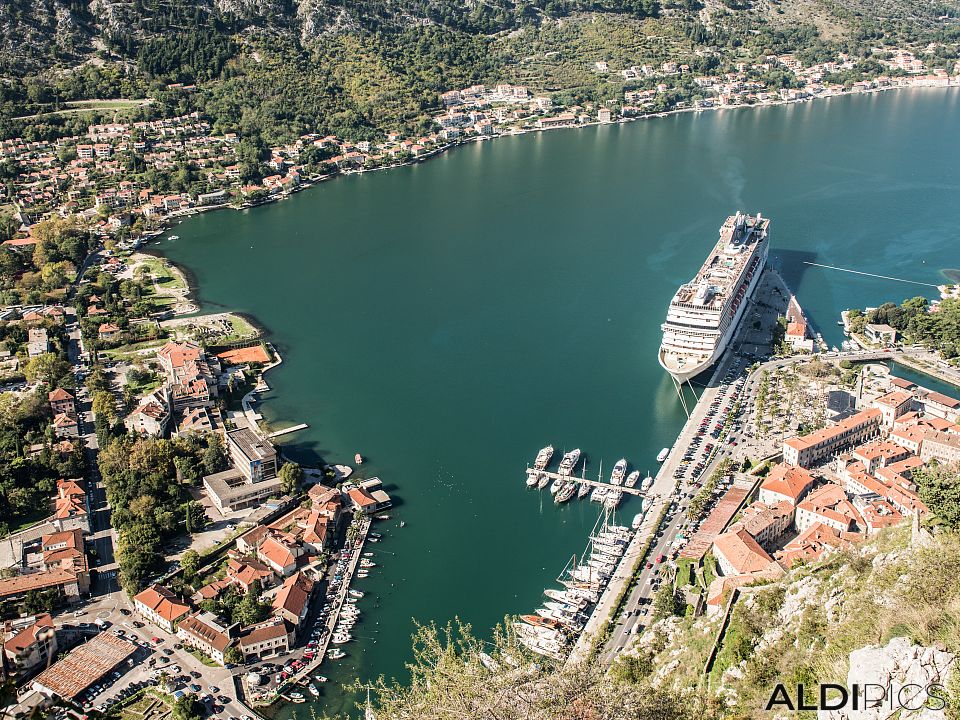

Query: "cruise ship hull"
left=658, top=212, right=769, bottom=384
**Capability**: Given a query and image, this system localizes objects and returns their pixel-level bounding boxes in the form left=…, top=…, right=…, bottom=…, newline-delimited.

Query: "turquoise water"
left=156, top=87, right=960, bottom=715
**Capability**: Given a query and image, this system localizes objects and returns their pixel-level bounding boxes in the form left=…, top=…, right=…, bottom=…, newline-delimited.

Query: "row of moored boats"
left=527, top=446, right=654, bottom=511
left=515, top=516, right=633, bottom=660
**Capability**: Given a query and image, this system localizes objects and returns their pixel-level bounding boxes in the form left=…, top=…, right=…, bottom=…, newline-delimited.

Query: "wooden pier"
left=525, top=468, right=648, bottom=497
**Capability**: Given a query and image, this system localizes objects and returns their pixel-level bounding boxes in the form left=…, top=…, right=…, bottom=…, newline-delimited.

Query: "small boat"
left=308, top=684, right=320, bottom=697
left=640, top=475, right=654, bottom=493
left=315, top=676, right=328, bottom=683
left=555, top=482, right=577, bottom=503
left=631, top=513, right=644, bottom=530
left=355, top=453, right=364, bottom=464
left=657, top=447, right=670, bottom=463
left=610, top=459, right=627, bottom=486
left=624, top=470, right=640, bottom=488
left=362, top=552, right=374, bottom=557
left=590, top=484, right=608, bottom=503
left=534, top=445, right=554, bottom=470
left=536, top=473, right=551, bottom=490
left=332, top=633, right=352, bottom=644
left=604, top=489, right=623, bottom=510
left=374, top=513, right=390, bottom=519
left=357, top=571, right=369, bottom=578
left=168, top=234, right=180, bottom=240
left=399, top=521, right=405, bottom=527
left=370, top=532, right=382, bottom=538
left=327, top=649, right=346, bottom=660
left=549, top=477, right=564, bottom=495
left=526, top=472, right=541, bottom=488
left=576, top=482, right=591, bottom=499
left=520, top=614, right=565, bottom=631
left=349, top=590, right=364, bottom=598
left=368, top=537, right=379, bottom=543
left=289, top=693, right=305, bottom=703
left=641, top=497, right=651, bottom=513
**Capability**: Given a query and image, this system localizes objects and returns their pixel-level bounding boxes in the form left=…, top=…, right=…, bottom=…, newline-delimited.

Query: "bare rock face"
left=819, top=636, right=955, bottom=720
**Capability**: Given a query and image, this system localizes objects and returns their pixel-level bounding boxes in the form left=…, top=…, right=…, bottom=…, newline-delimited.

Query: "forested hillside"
left=3, top=0, right=960, bottom=148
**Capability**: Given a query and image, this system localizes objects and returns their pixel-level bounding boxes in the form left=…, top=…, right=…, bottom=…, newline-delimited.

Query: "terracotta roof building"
left=711, top=527, right=776, bottom=576
left=758, top=463, right=816, bottom=506
left=272, top=572, right=314, bottom=628
left=3, top=614, right=57, bottom=677
left=176, top=611, right=236, bottom=666
left=133, top=584, right=190, bottom=632
left=782, top=408, right=882, bottom=468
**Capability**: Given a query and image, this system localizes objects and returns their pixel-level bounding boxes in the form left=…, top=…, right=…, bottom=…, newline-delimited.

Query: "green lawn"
left=104, top=338, right=169, bottom=361
left=136, top=256, right=186, bottom=292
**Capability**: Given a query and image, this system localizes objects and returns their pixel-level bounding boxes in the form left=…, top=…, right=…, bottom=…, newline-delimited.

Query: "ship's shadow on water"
left=771, top=249, right=817, bottom=291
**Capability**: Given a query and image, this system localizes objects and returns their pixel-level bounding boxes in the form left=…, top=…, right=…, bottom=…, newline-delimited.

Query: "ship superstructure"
left=658, top=212, right=770, bottom=383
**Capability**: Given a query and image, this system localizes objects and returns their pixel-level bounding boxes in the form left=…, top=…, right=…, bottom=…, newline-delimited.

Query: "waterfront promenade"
left=282, top=517, right=371, bottom=690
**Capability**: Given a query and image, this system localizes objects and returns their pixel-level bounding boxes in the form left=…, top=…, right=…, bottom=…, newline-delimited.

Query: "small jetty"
left=267, top=423, right=309, bottom=438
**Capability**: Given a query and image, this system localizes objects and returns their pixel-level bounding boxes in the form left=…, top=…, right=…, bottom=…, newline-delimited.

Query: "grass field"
left=13, top=98, right=152, bottom=121
left=135, top=255, right=187, bottom=292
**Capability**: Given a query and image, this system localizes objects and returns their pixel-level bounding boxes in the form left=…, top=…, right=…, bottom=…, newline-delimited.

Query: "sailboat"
left=576, top=460, right=594, bottom=499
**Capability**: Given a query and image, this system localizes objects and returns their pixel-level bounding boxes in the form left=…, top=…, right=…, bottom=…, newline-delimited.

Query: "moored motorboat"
left=624, top=470, right=641, bottom=488
left=537, top=473, right=550, bottom=490
left=577, top=481, right=591, bottom=499
left=590, top=484, right=608, bottom=503
left=308, top=684, right=320, bottom=697
left=526, top=472, right=541, bottom=488
left=604, top=489, right=623, bottom=510
left=610, top=459, right=627, bottom=486
left=657, top=447, right=670, bottom=462
left=557, top=449, right=581, bottom=476
left=534, top=445, right=554, bottom=470
left=555, top=482, right=577, bottom=503
left=632, top=512, right=644, bottom=530
left=520, top=614, right=565, bottom=631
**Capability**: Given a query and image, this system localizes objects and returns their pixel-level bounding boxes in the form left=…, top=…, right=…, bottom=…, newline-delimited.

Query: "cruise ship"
left=658, top=212, right=770, bottom=383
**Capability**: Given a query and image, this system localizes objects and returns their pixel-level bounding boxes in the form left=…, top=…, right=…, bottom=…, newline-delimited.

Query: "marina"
left=279, top=517, right=372, bottom=691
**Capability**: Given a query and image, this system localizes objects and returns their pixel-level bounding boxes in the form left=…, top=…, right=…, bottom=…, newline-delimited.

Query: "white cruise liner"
left=659, top=212, right=770, bottom=383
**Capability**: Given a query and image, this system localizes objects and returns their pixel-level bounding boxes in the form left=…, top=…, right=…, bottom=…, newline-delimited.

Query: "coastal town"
left=0, top=216, right=394, bottom=720
left=0, top=2, right=958, bottom=711
left=1, top=47, right=958, bottom=252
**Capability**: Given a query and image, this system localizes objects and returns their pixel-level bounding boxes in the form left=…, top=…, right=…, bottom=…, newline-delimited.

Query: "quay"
left=282, top=516, right=372, bottom=689
left=267, top=423, right=309, bottom=438
left=567, top=267, right=793, bottom=664
left=525, top=468, right=647, bottom=497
